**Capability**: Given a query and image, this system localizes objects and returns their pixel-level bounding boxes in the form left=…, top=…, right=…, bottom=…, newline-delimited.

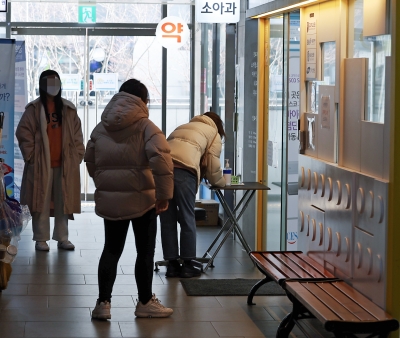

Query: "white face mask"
left=41, top=77, right=61, bottom=96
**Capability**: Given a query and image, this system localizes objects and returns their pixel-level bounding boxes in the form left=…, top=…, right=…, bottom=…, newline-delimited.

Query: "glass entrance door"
left=15, top=29, right=162, bottom=200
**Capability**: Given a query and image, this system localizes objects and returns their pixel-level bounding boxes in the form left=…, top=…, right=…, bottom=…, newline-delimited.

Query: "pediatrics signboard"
left=195, top=0, right=239, bottom=23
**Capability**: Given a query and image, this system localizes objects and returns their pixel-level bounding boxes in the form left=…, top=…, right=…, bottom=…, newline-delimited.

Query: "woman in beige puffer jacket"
left=84, top=79, right=174, bottom=320
left=160, top=112, right=226, bottom=278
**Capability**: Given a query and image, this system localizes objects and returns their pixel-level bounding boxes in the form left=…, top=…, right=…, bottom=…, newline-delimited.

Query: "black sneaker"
left=180, top=261, right=201, bottom=278
left=165, top=260, right=181, bottom=277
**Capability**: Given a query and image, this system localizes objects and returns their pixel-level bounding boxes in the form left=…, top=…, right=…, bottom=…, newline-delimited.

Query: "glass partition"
left=352, top=0, right=391, bottom=123
left=265, top=15, right=284, bottom=251
left=166, top=4, right=191, bottom=137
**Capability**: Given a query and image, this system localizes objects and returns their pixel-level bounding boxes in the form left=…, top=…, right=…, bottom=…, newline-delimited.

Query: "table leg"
left=203, top=190, right=256, bottom=271
left=202, top=190, right=252, bottom=260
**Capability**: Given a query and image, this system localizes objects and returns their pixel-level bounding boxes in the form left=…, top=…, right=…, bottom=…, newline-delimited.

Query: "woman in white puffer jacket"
left=160, top=112, right=226, bottom=278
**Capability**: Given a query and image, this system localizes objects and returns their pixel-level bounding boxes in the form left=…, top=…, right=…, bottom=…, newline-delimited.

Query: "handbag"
left=199, top=132, right=217, bottom=181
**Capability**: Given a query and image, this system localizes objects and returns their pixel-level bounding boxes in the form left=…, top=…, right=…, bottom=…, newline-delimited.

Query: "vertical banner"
left=14, top=41, right=27, bottom=201
left=0, top=39, right=16, bottom=198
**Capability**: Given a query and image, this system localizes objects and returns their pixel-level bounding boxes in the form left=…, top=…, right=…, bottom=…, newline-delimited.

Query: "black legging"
left=97, top=209, right=157, bottom=305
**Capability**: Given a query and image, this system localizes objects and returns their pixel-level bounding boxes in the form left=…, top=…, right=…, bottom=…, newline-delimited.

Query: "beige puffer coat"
left=16, top=97, right=85, bottom=215
left=84, top=92, right=174, bottom=221
left=167, top=115, right=225, bottom=188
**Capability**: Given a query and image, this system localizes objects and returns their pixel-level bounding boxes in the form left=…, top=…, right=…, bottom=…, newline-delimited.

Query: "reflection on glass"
left=353, top=0, right=391, bottom=123
left=322, top=42, right=335, bottom=85
left=265, top=16, right=284, bottom=251
left=166, top=5, right=191, bottom=136
left=307, top=116, right=315, bottom=150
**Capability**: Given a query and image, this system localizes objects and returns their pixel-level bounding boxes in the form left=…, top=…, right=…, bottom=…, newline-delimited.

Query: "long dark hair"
left=39, top=69, right=63, bottom=124
left=203, top=111, right=226, bottom=140
left=119, top=79, right=149, bottom=105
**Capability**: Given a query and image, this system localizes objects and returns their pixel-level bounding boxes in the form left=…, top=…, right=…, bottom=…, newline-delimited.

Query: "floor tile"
left=24, top=321, right=122, bottom=337
left=48, top=295, right=135, bottom=308
left=211, top=320, right=266, bottom=336
left=0, top=295, right=48, bottom=309
left=0, top=307, right=91, bottom=322
left=119, top=321, right=220, bottom=337
left=0, top=321, right=25, bottom=337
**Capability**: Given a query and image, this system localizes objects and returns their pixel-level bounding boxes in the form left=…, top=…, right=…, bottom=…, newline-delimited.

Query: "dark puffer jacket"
left=84, top=92, right=174, bottom=220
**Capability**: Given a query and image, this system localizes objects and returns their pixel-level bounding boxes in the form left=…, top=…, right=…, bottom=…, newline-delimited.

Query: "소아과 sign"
left=156, top=16, right=190, bottom=49
left=195, top=0, right=239, bottom=23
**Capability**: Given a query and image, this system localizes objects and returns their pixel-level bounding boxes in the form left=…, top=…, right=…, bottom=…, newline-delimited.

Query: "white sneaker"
left=135, top=294, right=173, bottom=318
left=92, top=301, right=111, bottom=320
left=35, top=241, right=49, bottom=251
left=57, top=240, right=75, bottom=250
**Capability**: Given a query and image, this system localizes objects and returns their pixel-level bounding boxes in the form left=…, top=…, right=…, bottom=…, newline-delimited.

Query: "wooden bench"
left=248, top=251, right=399, bottom=338
left=247, top=251, right=337, bottom=305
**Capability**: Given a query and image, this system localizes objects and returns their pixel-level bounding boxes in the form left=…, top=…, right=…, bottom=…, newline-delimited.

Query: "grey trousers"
left=32, top=167, right=69, bottom=242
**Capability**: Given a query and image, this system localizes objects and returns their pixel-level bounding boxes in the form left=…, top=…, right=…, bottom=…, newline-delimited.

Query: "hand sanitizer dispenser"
left=223, top=159, right=232, bottom=186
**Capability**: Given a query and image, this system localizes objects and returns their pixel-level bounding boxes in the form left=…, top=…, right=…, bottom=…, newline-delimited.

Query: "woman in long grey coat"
left=16, top=69, right=84, bottom=252
left=85, top=79, right=174, bottom=320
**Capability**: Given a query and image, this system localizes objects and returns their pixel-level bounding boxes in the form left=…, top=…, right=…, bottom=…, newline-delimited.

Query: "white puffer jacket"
left=167, top=115, right=225, bottom=188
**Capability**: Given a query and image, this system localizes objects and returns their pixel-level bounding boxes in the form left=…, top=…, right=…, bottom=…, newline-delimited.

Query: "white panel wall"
left=360, top=122, right=384, bottom=178
left=363, top=0, right=389, bottom=37
left=317, top=85, right=336, bottom=163
left=298, top=155, right=388, bottom=308
left=342, top=58, right=367, bottom=171
left=383, top=57, right=391, bottom=180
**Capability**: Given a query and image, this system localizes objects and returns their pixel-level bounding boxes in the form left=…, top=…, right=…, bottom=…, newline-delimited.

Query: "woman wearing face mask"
left=16, top=69, right=85, bottom=251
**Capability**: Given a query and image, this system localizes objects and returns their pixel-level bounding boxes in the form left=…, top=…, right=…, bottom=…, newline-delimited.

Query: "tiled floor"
left=0, top=204, right=329, bottom=338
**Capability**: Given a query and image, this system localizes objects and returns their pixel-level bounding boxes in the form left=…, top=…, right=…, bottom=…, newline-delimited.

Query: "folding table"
left=201, top=182, right=270, bottom=271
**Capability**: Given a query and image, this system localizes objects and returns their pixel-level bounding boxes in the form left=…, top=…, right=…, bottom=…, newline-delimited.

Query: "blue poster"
left=0, top=39, right=16, bottom=197
left=14, top=40, right=27, bottom=201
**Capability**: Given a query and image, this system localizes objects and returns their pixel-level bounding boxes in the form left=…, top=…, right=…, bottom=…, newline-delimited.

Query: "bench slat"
left=333, top=281, right=393, bottom=321
left=277, top=252, right=328, bottom=279
left=265, top=253, right=311, bottom=279
left=293, top=253, right=335, bottom=278
left=251, top=253, right=289, bottom=282
left=285, top=281, right=342, bottom=324
left=315, top=282, right=376, bottom=321
left=302, top=282, right=363, bottom=322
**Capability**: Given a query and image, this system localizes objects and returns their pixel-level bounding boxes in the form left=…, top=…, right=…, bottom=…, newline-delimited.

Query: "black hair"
left=119, top=79, right=149, bottom=105
left=39, top=69, right=63, bottom=124
left=203, top=111, right=226, bottom=140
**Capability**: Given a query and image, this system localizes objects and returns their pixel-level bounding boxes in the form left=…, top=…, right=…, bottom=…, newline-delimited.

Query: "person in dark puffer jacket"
left=85, top=79, right=174, bottom=320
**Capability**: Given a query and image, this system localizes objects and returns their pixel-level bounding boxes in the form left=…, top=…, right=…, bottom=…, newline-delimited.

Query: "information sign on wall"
left=156, top=16, right=189, bottom=49
left=0, top=0, right=7, bottom=12
left=306, top=13, right=317, bottom=80
left=195, top=0, right=240, bottom=23
left=60, top=74, right=81, bottom=91
left=93, top=73, right=118, bottom=91
left=78, top=5, right=96, bottom=23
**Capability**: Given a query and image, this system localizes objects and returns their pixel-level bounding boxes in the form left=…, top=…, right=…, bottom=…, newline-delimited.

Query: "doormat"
left=180, top=278, right=286, bottom=296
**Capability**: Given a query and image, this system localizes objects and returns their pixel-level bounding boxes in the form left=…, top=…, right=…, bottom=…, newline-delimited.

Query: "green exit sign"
left=78, top=5, right=96, bottom=23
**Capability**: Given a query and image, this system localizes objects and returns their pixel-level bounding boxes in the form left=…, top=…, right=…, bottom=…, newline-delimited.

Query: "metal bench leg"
left=276, top=294, right=302, bottom=338
left=247, top=277, right=271, bottom=305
